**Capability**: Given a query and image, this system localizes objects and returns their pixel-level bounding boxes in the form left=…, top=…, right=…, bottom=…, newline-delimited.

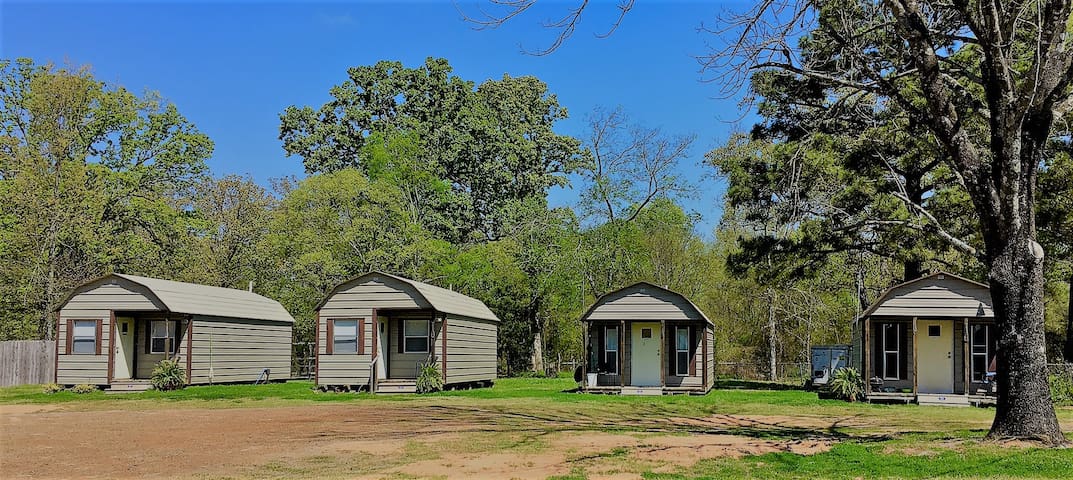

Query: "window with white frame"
left=604, top=326, right=618, bottom=374
left=150, top=320, right=177, bottom=354
left=675, top=326, right=690, bottom=376
left=404, top=319, right=429, bottom=353
left=882, top=323, right=900, bottom=380
left=971, top=324, right=991, bottom=382
left=71, top=320, right=97, bottom=354
left=333, top=319, right=358, bottom=353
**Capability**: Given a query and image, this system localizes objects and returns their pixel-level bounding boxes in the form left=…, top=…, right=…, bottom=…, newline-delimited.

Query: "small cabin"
left=852, top=272, right=997, bottom=406
left=580, top=282, right=715, bottom=395
left=314, top=271, right=499, bottom=393
left=55, top=274, right=294, bottom=391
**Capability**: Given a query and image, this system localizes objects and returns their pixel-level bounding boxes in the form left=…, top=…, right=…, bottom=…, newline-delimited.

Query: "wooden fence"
left=0, top=340, right=55, bottom=386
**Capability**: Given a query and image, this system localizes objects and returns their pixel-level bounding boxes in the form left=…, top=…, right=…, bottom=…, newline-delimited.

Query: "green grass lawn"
left=3, top=377, right=1072, bottom=479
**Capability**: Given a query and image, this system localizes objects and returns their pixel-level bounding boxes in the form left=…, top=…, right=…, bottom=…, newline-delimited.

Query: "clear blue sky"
left=2, top=1, right=755, bottom=235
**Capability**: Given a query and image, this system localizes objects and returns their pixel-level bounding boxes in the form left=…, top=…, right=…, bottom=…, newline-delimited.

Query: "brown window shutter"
left=667, top=326, right=676, bottom=375
left=66, top=319, right=73, bottom=354
left=873, top=324, right=883, bottom=378
left=397, top=319, right=404, bottom=354
left=596, top=326, right=606, bottom=371
left=689, top=326, right=697, bottom=376
left=899, top=323, right=910, bottom=380
left=172, top=321, right=182, bottom=354
left=357, top=319, right=365, bottom=355
left=95, top=320, right=103, bottom=355
left=326, top=319, right=334, bottom=355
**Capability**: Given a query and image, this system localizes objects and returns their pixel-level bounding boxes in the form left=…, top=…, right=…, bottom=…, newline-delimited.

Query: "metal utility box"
left=810, top=344, right=850, bottom=388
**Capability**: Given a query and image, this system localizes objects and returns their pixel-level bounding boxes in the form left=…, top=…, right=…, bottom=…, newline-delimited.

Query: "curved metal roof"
left=316, top=271, right=499, bottom=322
left=58, top=274, right=295, bottom=323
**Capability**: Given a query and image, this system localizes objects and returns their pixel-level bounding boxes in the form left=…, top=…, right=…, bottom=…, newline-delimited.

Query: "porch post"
left=912, top=317, right=918, bottom=394
left=863, top=317, right=871, bottom=394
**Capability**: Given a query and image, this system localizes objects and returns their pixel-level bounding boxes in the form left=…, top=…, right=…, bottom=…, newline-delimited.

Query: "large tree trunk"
left=528, top=298, right=545, bottom=374
left=1064, top=276, right=1073, bottom=362
left=986, top=237, right=1063, bottom=443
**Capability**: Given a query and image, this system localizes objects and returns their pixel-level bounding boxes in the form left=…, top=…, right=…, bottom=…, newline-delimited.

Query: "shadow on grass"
left=714, top=379, right=805, bottom=391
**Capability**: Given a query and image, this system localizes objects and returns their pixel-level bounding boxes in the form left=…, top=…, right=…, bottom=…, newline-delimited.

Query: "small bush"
left=829, top=367, right=865, bottom=402
left=1050, top=371, right=1073, bottom=406
left=70, top=384, right=97, bottom=394
left=416, top=361, right=444, bottom=393
left=151, top=359, right=187, bottom=391
left=42, top=383, right=63, bottom=394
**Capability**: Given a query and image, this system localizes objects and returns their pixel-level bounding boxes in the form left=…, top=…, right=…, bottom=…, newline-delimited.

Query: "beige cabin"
left=852, top=272, right=997, bottom=406
left=314, top=272, right=498, bottom=393
left=54, top=274, right=294, bottom=391
left=581, top=283, right=715, bottom=395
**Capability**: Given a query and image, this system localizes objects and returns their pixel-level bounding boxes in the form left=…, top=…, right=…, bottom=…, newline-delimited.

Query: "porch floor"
left=865, top=392, right=997, bottom=407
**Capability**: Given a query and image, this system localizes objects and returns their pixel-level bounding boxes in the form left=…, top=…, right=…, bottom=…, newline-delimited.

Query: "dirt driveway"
left=0, top=403, right=834, bottom=479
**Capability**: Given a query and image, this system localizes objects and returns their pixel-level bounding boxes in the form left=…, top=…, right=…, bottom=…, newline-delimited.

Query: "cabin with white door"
left=853, top=272, right=998, bottom=407
left=314, top=271, right=499, bottom=393
left=580, top=282, right=715, bottom=395
left=54, top=274, right=295, bottom=392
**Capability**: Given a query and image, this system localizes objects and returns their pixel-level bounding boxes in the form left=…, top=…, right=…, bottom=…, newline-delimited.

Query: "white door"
left=113, top=316, right=135, bottom=380
left=376, top=318, right=388, bottom=378
left=630, top=322, right=661, bottom=386
left=917, top=319, right=954, bottom=394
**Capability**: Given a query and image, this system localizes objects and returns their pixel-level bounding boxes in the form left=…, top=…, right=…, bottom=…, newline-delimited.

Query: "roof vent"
left=938, top=274, right=945, bottom=280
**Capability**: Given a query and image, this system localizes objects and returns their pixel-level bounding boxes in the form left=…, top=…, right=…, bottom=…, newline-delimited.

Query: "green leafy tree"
left=0, top=59, right=211, bottom=340
left=279, top=57, right=583, bottom=241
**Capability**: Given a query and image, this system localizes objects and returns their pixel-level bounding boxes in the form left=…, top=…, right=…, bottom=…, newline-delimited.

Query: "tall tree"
left=1038, top=148, right=1073, bottom=360
left=469, top=0, right=1072, bottom=444
left=188, top=174, right=275, bottom=289
left=579, top=106, right=695, bottom=223
left=278, top=57, right=583, bottom=241
left=0, top=59, right=211, bottom=340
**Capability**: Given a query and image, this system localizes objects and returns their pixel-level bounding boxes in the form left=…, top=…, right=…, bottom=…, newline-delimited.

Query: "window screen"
left=604, top=326, right=618, bottom=374
left=404, top=319, right=429, bottom=353
left=150, top=321, right=177, bottom=354
left=72, top=320, right=96, bottom=354
left=971, top=325, right=991, bottom=382
left=333, top=319, right=358, bottom=353
left=675, top=327, right=690, bottom=376
left=882, top=323, right=900, bottom=380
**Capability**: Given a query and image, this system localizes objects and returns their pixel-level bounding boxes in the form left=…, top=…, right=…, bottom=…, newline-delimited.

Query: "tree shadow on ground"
left=714, top=379, right=805, bottom=391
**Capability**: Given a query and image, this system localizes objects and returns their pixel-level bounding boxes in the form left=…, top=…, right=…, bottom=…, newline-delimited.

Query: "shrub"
left=829, top=367, right=865, bottom=402
left=151, top=359, right=187, bottom=391
left=42, top=383, right=63, bottom=394
left=70, top=384, right=97, bottom=394
left=1050, top=369, right=1073, bottom=406
left=416, top=361, right=444, bottom=393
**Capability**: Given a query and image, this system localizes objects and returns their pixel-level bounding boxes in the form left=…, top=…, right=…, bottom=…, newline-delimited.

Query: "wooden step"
left=376, top=379, right=417, bottom=394
left=917, top=393, right=970, bottom=407
left=621, top=386, right=663, bottom=396
left=107, top=381, right=153, bottom=394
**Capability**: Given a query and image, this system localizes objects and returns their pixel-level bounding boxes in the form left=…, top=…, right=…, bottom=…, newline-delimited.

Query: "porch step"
left=107, top=380, right=153, bottom=394
left=620, top=386, right=663, bottom=396
left=376, top=379, right=417, bottom=394
left=917, top=393, right=970, bottom=407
